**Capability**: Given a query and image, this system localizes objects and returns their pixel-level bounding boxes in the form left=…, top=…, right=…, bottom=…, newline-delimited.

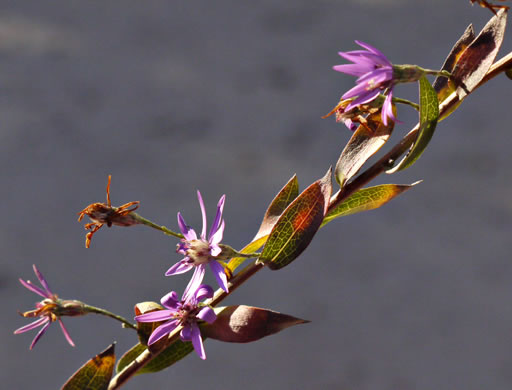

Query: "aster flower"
left=14, top=265, right=76, bottom=349
left=135, top=284, right=216, bottom=360
left=166, top=191, right=228, bottom=295
left=333, top=40, right=396, bottom=126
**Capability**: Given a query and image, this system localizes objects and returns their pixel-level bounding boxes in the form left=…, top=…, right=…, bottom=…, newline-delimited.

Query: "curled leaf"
left=387, top=76, right=439, bottom=173
left=335, top=111, right=394, bottom=188
left=259, top=168, right=332, bottom=270
left=433, top=24, right=475, bottom=104
left=201, top=305, right=309, bottom=343
left=62, top=344, right=115, bottom=390
left=451, top=8, right=507, bottom=99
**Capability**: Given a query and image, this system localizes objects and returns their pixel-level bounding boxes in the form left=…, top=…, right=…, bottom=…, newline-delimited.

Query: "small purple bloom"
left=166, top=191, right=228, bottom=295
left=135, top=284, right=216, bottom=360
left=333, top=40, right=397, bottom=126
left=14, top=265, right=75, bottom=350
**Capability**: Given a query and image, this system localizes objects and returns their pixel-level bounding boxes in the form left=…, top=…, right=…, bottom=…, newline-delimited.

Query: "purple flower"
left=135, top=284, right=216, bottom=360
left=14, top=265, right=75, bottom=350
left=166, top=191, right=228, bottom=295
left=333, top=40, right=397, bottom=126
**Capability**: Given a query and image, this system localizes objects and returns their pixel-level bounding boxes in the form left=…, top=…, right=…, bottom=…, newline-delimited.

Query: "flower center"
left=183, top=239, right=212, bottom=265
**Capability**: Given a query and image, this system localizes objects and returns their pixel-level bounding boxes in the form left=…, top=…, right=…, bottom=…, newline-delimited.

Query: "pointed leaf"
left=254, top=174, right=299, bottom=241
left=321, top=183, right=418, bottom=227
left=335, top=111, right=394, bottom=188
left=201, top=305, right=309, bottom=343
left=451, top=9, right=507, bottom=99
left=116, top=341, right=194, bottom=375
left=227, top=175, right=299, bottom=273
left=62, top=344, right=115, bottom=390
left=259, top=168, right=332, bottom=270
left=387, top=76, right=439, bottom=173
left=433, top=24, right=475, bottom=104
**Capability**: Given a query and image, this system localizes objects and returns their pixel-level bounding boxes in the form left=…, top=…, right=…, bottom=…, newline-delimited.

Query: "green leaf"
left=201, top=305, right=309, bottom=343
left=387, top=76, right=439, bottom=173
left=259, top=168, right=331, bottom=270
left=321, top=183, right=418, bottom=227
left=254, top=174, right=299, bottom=241
left=335, top=111, right=394, bottom=188
left=451, top=9, right=507, bottom=99
left=227, top=175, right=299, bottom=273
left=62, top=343, right=115, bottom=390
left=116, top=341, right=194, bottom=375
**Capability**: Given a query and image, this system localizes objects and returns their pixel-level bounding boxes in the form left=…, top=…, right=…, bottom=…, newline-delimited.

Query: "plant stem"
left=109, top=49, right=512, bottom=390
left=131, top=213, right=183, bottom=239
left=83, top=304, right=138, bottom=331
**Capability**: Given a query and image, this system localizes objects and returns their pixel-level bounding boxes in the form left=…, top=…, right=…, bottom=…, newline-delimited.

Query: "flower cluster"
left=137, top=190, right=228, bottom=359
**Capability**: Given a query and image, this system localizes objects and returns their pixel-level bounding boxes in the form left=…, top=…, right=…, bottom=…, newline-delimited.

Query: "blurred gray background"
left=2, top=1, right=512, bottom=389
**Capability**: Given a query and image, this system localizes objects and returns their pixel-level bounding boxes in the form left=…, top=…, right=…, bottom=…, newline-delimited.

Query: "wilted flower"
left=14, top=265, right=78, bottom=349
left=78, top=175, right=140, bottom=248
left=166, top=191, right=228, bottom=295
left=323, top=96, right=384, bottom=131
left=135, top=284, right=216, bottom=360
left=333, top=40, right=397, bottom=126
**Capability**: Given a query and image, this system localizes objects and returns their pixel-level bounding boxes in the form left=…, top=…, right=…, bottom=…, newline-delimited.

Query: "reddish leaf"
left=227, top=175, right=299, bottom=273
left=201, top=305, right=309, bottom=343
left=433, top=24, right=475, bottom=103
left=61, top=344, right=115, bottom=390
left=451, top=9, right=507, bottom=99
left=259, top=169, right=331, bottom=270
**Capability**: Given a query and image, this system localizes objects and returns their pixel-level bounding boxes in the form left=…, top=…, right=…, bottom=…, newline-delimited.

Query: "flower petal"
left=209, top=260, right=229, bottom=293
left=177, top=213, right=197, bottom=240
left=196, top=191, right=208, bottom=240
left=345, top=89, right=381, bottom=110
left=18, top=278, right=51, bottom=299
left=135, top=309, right=176, bottom=323
left=190, top=323, right=207, bottom=360
left=165, top=260, right=194, bottom=276
left=194, top=284, right=214, bottom=302
left=32, top=265, right=53, bottom=296
left=209, top=195, right=225, bottom=239
left=161, top=291, right=180, bottom=309
left=197, top=306, right=217, bottom=324
left=147, top=319, right=180, bottom=345
left=209, top=220, right=225, bottom=248
left=381, top=90, right=397, bottom=126
left=183, top=265, right=207, bottom=302
left=58, top=318, right=75, bottom=347
left=14, top=316, right=49, bottom=334
left=355, top=40, right=391, bottom=65
left=29, top=320, right=51, bottom=350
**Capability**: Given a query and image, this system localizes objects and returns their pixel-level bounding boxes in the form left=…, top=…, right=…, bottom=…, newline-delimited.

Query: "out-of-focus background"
left=2, top=1, right=512, bottom=389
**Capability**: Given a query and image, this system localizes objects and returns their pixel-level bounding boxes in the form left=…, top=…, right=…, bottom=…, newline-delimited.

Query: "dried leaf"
left=61, top=344, right=115, bottom=390
left=335, top=111, right=394, bottom=188
left=451, top=9, right=507, bottom=99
